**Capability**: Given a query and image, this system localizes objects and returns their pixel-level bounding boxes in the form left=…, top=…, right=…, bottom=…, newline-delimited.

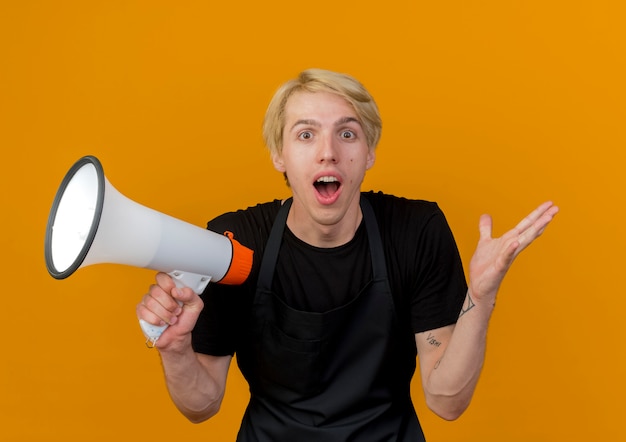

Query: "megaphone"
left=44, top=155, right=253, bottom=345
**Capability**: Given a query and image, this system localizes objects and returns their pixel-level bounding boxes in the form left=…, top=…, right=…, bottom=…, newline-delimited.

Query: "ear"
left=366, top=148, right=376, bottom=170
left=272, top=152, right=286, bottom=173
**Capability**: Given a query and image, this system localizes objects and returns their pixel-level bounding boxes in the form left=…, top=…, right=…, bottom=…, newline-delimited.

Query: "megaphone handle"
left=139, top=317, right=177, bottom=348
left=139, top=270, right=212, bottom=347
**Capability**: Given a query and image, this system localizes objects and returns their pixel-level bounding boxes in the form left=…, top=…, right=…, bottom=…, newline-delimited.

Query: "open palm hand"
left=468, top=201, right=559, bottom=306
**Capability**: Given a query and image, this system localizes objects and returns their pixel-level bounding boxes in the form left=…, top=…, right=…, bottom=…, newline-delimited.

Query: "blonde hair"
left=262, top=69, right=382, bottom=156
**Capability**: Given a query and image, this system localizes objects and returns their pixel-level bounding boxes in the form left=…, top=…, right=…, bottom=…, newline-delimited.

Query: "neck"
left=285, top=200, right=363, bottom=248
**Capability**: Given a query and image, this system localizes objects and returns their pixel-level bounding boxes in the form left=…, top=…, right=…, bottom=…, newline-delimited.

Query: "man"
left=137, top=69, right=558, bottom=441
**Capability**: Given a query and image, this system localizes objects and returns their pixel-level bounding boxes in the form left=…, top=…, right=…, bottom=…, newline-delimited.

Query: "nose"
left=318, top=134, right=338, bottom=163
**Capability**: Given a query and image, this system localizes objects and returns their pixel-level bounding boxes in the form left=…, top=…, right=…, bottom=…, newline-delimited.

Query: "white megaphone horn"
left=44, top=155, right=253, bottom=345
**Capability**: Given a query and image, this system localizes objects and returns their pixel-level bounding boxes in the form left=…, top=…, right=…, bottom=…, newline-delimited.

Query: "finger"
left=533, top=208, right=559, bottom=237
left=141, top=287, right=182, bottom=324
left=155, top=272, right=177, bottom=293
left=515, top=205, right=559, bottom=252
left=148, top=282, right=182, bottom=312
left=170, top=285, right=198, bottom=304
left=534, top=205, right=559, bottom=233
left=154, top=272, right=200, bottom=306
left=520, top=204, right=559, bottom=238
left=514, top=201, right=556, bottom=234
left=478, top=214, right=493, bottom=240
left=171, top=286, right=204, bottom=317
left=501, top=238, right=521, bottom=267
left=136, top=302, right=169, bottom=327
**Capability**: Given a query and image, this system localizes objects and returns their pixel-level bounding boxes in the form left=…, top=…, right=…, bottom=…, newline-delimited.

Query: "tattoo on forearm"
left=459, top=293, right=475, bottom=318
left=426, top=332, right=441, bottom=347
left=434, top=359, right=441, bottom=370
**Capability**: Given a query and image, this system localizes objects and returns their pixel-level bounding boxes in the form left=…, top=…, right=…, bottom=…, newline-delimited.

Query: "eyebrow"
left=336, top=116, right=361, bottom=127
left=290, top=116, right=362, bottom=131
left=291, top=119, right=320, bottom=130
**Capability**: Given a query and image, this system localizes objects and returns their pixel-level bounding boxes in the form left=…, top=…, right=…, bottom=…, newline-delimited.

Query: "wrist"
left=156, top=334, right=194, bottom=358
left=460, top=289, right=495, bottom=320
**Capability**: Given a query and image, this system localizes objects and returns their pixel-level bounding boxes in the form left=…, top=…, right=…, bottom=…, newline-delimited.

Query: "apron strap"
left=257, top=198, right=292, bottom=291
left=359, top=194, right=389, bottom=282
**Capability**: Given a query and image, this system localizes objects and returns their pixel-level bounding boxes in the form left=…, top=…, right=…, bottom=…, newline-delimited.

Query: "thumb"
left=171, top=285, right=203, bottom=312
left=478, top=214, right=493, bottom=241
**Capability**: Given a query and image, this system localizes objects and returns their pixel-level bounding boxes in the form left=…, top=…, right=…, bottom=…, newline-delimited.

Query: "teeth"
left=316, top=176, right=338, bottom=183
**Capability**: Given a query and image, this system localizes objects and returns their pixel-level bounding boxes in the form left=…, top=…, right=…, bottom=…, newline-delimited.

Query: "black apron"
left=235, top=196, right=425, bottom=441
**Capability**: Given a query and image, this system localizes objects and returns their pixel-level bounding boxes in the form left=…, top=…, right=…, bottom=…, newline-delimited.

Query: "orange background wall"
left=1, top=1, right=624, bottom=441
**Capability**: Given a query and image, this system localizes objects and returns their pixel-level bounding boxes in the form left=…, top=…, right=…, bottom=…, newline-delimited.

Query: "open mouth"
left=314, top=176, right=341, bottom=199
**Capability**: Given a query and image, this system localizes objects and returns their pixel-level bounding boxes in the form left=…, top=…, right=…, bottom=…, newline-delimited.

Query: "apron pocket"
left=257, top=321, right=326, bottom=397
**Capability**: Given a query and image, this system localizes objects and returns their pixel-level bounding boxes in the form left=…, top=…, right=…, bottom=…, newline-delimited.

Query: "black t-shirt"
left=192, top=191, right=467, bottom=357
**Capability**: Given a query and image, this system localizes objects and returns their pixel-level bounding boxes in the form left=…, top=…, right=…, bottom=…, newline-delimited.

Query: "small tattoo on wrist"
left=459, top=293, right=475, bottom=318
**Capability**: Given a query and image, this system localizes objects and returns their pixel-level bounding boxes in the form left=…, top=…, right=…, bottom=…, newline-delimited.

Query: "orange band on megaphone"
left=218, top=231, right=254, bottom=285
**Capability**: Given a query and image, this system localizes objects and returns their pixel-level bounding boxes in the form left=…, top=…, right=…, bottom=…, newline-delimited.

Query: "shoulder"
left=362, top=190, right=441, bottom=213
left=362, top=191, right=446, bottom=233
left=362, top=191, right=460, bottom=268
left=201, top=200, right=284, bottom=299
left=207, top=200, right=283, bottom=247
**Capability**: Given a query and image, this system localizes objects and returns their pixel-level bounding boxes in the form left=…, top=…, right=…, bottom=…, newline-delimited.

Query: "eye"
left=298, top=131, right=313, bottom=140
left=341, top=130, right=355, bottom=139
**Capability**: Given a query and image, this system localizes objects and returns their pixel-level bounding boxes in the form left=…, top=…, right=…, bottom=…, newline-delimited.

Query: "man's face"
left=273, top=91, right=375, bottom=233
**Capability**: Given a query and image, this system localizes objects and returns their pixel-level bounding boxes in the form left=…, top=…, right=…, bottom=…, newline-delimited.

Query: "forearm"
left=422, top=200, right=558, bottom=419
left=422, top=290, right=494, bottom=420
left=158, top=337, right=230, bottom=423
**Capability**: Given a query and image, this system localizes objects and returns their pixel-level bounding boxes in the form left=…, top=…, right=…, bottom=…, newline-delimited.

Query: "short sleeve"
left=408, top=207, right=467, bottom=333
left=364, top=192, right=467, bottom=335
